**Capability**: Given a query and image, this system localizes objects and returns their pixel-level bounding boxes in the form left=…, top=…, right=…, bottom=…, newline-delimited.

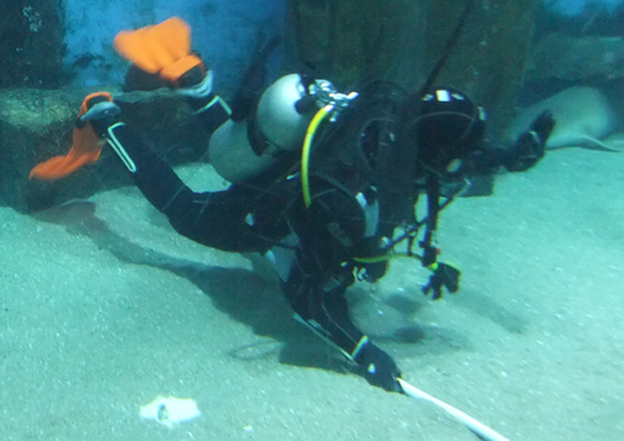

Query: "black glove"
left=355, top=343, right=402, bottom=392
left=505, top=111, right=555, bottom=172
left=422, top=262, right=460, bottom=300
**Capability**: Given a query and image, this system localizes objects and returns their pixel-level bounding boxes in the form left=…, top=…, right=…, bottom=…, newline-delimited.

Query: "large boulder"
left=285, top=0, right=539, bottom=137
left=0, top=88, right=201, bottom=213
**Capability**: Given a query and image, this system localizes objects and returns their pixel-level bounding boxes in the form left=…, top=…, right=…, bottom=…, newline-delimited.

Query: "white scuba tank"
left=208, top=73, right=314, bottom=183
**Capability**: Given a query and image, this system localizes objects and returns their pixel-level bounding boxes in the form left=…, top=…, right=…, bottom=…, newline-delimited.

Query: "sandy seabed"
left=0, top=146, right=623, bottom=441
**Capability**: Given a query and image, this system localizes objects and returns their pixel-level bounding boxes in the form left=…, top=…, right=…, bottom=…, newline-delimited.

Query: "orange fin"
left=29, top=128, right=103, bottom=180
left=114, top=17, right=194, bottom=75
left=29, top=92, right=112, bottom=181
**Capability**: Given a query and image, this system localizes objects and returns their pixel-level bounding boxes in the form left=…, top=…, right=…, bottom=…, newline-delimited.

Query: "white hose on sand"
left=398, top=378, right=511, bottom=441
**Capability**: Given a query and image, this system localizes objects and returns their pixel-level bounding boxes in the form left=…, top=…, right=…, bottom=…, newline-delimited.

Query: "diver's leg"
left=95, top=116, right=275, bottom=252
left=102, top=121, right=193, bottom=214
left=283, top=259, right=364, bottom=358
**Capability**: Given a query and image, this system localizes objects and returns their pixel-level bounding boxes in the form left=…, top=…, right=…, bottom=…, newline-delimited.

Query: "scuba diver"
left=30, top=15, right=555, bottom=393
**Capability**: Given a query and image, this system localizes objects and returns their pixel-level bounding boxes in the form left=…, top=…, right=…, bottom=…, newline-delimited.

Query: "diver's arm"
left=283, top=257, right=364, bottom=356
left=283, top=252, right=401, bottom=392
left=472, top=111, right=555, bottom=174
left=283, top=183, right=402, bottom=392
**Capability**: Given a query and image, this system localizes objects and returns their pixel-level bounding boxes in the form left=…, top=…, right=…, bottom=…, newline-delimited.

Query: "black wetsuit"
left=95, top=82, right=553, bottom=391
left=103, top=118, right=379, bottom=361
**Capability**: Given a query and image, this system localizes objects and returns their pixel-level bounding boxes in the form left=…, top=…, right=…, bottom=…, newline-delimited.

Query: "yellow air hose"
left=301, top=103, right=335, bottom=208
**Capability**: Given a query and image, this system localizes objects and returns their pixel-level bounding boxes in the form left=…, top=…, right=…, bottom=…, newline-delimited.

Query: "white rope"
left=398, top=378, right=511, bottom=441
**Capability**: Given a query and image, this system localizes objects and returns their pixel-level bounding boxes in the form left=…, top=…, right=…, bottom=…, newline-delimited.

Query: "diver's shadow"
left=346, top=280, right=528, bottom=361
left=34, top=202, right=523, bottom=376
left=348, top=289, right=477, bottom=359
left=69, top=212, right=486, bottom=373
left=69, top=215, right=346, bottom=374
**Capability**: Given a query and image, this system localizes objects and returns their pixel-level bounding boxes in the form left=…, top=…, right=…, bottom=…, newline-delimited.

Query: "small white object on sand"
left=140, top=396, right=200, bottom=427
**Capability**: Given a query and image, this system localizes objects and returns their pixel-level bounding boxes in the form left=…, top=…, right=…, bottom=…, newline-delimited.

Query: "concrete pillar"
left=426, top=0, right=539, bottom=137
left=284, top=0, right=426, bottom=90
left=285, top=0, right=538, bottom=136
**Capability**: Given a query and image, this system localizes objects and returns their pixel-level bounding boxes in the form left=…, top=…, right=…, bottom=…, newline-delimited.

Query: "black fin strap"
left=246, top=111, right=270, bottom=156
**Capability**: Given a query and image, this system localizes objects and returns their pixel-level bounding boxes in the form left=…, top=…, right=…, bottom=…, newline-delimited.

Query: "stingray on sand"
left=504, top=86, right=623, bottom=152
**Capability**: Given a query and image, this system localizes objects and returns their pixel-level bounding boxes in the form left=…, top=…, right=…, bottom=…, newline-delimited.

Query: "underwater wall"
left=0, top=0, right=285, bottom=91
left=284, top=0, right=540, bottom=136
left=0, top=0, right=622, bottom=91
left=58, top=0, right=624, bottom=91
left=547, top=0, right=622, bottom=15
left=0, top=0, right=64, bottom=88
left=61, top=0, right=286, bottom=92
left=283, top=0, right=426, bottom=91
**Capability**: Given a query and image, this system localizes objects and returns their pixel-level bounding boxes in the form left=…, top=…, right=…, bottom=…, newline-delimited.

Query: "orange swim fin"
left=113, top=17, right=204, bottom=85
left=29, top=92, right=112, bottom=181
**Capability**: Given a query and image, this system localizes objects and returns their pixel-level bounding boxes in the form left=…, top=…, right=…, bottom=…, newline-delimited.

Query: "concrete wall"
left=61, top=0, right=286, bottom=93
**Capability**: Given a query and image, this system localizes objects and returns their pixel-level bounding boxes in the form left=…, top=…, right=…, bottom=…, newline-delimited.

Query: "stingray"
left=504, top=86, right=622, bottom=152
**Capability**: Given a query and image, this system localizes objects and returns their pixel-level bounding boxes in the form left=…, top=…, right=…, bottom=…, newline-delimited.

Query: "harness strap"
left=421, top=174, right=441, bottom=267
